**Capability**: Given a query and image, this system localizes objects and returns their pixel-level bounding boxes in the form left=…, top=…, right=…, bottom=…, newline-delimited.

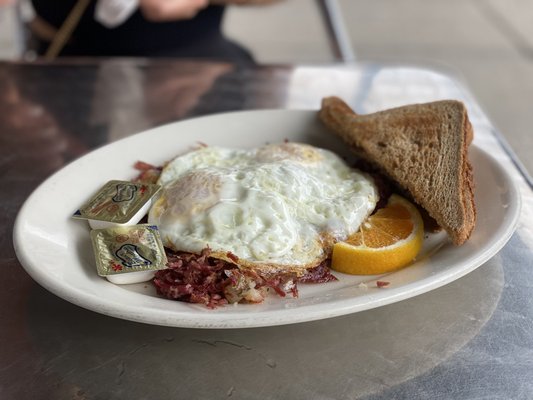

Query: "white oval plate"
left=13, top=110, right=521, bottom=328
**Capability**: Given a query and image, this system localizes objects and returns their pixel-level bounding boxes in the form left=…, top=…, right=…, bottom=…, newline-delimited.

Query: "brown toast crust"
left=319, top=96, right=476, bottom=245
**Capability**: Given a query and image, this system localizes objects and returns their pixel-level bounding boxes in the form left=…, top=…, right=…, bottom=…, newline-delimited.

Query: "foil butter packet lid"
left=73, top=180, right=161, bottom=225
left=90, top=224, right=168, bottom=279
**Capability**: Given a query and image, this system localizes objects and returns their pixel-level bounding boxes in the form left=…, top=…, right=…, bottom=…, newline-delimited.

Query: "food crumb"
left=227, top=386, right=235, bottom=397
left=376, top=281, right=390, bottom=288
left=358, top=282, right=368, bottom=289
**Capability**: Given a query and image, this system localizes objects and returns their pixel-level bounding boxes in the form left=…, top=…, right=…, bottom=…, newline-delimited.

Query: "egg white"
left=148, top=143, right=378, bottom=273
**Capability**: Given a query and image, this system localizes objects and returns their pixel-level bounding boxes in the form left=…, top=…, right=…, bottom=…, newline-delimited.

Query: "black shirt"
left=31, top=1, right=245, bottom=59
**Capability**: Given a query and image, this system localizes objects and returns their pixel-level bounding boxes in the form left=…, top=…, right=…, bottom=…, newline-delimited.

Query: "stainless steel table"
left=2, top=59, right=532, bottom=399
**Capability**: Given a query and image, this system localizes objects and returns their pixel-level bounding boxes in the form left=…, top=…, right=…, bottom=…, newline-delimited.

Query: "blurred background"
left=1, top=0, right=531, bottom=176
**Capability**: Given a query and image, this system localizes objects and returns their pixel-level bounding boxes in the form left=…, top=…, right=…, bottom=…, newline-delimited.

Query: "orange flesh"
left=345, top=203, right=414, bottom=248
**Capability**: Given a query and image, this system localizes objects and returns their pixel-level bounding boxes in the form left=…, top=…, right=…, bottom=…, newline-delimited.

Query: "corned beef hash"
left=134, top=142, right=379, bottom=307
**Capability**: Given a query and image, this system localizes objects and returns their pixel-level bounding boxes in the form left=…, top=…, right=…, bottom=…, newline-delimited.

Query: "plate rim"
left=12, top=109, right=522, bottom=328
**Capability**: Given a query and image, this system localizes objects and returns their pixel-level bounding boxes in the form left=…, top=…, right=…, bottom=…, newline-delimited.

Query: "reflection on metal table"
left=1, top=59, right=532, bottom=399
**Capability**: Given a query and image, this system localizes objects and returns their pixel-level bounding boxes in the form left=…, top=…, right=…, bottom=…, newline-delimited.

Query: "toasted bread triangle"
left=319, top=96, right=476, bottom=245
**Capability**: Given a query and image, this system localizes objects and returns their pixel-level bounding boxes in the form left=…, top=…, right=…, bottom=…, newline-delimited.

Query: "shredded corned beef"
left=297, top=260, right=338, bottom=283
left=153, top=249, right=233, bottom=308
left=153, top=248, right=338, bottom=308
left=133, top=161, right=162, bottom=184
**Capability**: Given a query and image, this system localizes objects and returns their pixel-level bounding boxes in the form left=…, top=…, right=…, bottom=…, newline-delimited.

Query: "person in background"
left=1, top=0, right=280, bottom=63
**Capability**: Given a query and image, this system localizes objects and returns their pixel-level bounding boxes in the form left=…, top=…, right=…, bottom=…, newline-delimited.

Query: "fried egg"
left=148, top=143, right=378, bottom=275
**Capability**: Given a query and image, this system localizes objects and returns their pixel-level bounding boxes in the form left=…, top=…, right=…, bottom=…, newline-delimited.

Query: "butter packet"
left=90, top=224, right=168, bottom=284
left=73, top=180, right=161, bottom=229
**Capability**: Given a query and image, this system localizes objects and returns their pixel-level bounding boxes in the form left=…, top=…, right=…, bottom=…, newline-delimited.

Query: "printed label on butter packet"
left=90, top=224, right=168, bottom=276
left=73, top=180, right=161, bottom=224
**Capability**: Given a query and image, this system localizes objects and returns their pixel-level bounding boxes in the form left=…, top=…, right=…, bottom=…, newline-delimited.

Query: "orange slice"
left=331, top=194, right=424, bottom=275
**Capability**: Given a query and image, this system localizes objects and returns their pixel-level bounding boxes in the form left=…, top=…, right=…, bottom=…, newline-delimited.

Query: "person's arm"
left=139, top=0, right=209, bottom=22
left=209, top=0, right=283, bottom=5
